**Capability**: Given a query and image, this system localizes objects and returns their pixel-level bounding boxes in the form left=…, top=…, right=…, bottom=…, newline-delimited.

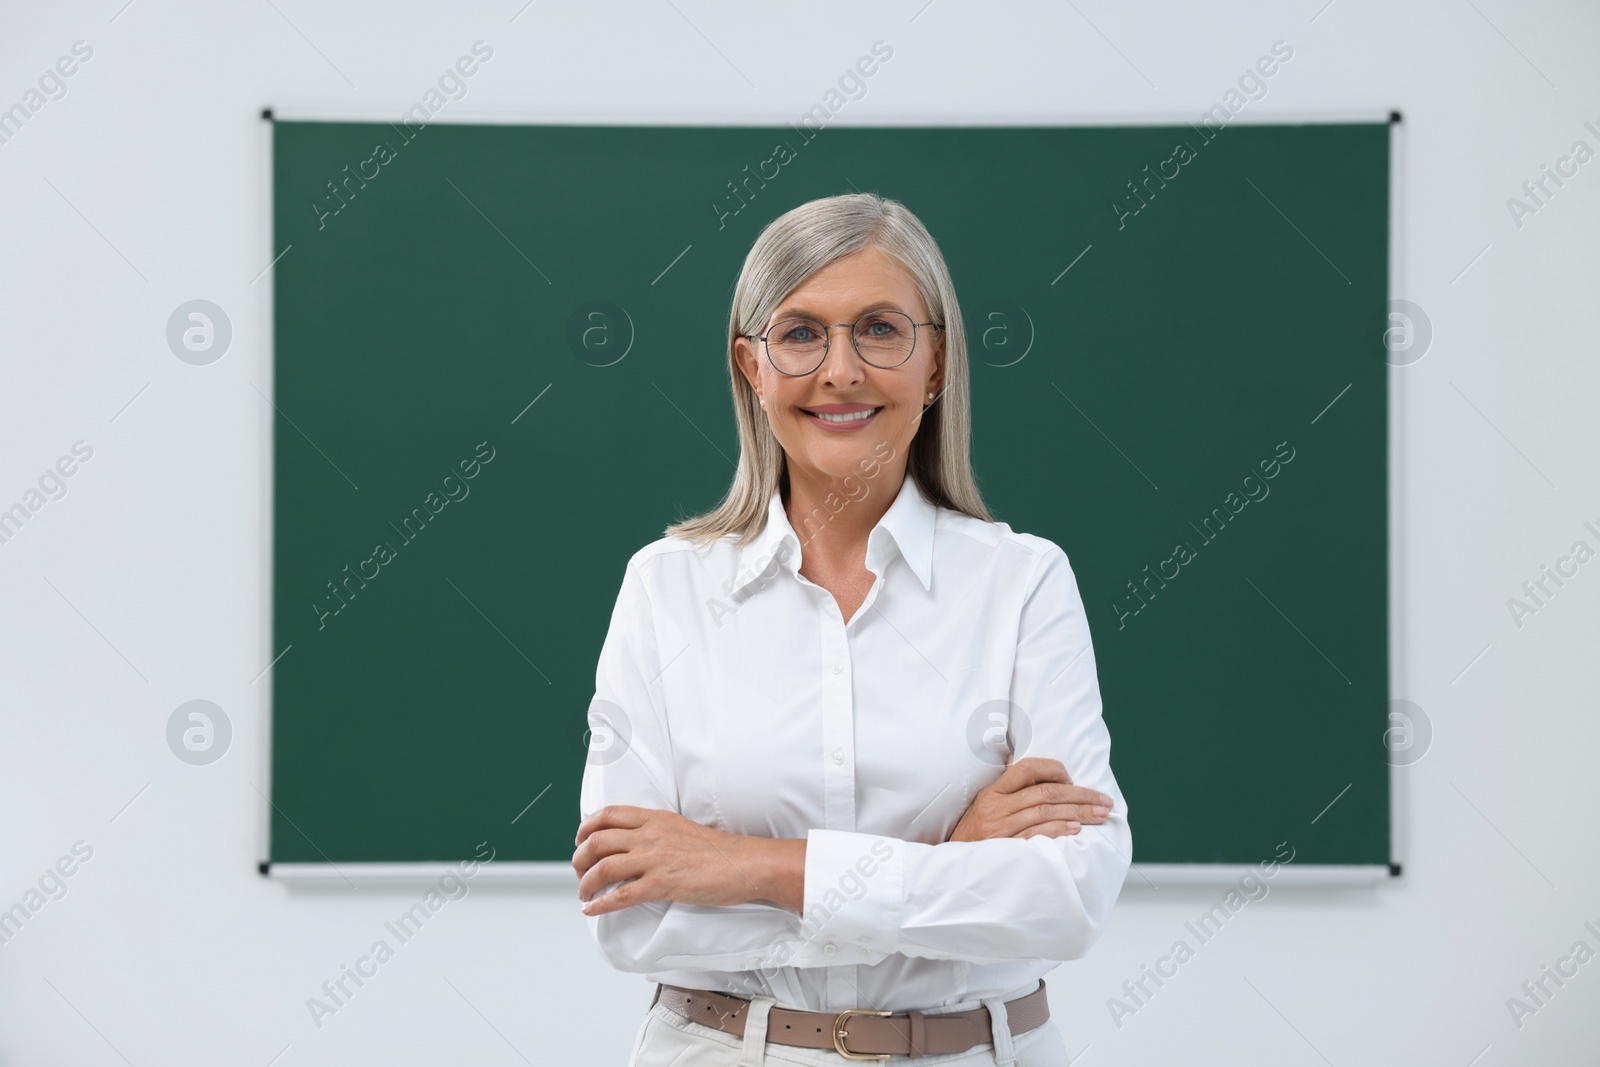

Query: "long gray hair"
left=666, top=192, right=991, bottom=549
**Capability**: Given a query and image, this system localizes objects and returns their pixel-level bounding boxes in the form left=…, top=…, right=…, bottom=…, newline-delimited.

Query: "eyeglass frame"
left=743, top=312, right=945, bottom=377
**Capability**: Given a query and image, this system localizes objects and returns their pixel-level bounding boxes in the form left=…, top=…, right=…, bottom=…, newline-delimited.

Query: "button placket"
left=817, top=589, right=856, bottom=1007
left=819, top=611, right=854, bottom=826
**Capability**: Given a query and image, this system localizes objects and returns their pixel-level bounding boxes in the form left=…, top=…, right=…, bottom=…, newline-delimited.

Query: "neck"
left=783, top=459, right=909, bottom=572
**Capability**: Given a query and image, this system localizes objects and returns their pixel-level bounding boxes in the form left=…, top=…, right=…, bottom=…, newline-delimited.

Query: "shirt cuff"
left=801, top=829, right=905, bottom=961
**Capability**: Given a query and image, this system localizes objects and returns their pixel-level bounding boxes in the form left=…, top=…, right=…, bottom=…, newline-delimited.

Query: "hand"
left=948, top=755, right=1113, bottom=842
left=573, top=805, right=772, bottom=916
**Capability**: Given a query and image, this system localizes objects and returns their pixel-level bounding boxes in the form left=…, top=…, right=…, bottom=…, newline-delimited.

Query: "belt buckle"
left=832, top=1007, right=892, bottom=1060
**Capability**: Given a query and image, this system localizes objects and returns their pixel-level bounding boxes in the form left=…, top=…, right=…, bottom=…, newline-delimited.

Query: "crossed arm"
left=572, top=754, right=1115, bottom=917
left=575, top=546, right=1130, bottom=969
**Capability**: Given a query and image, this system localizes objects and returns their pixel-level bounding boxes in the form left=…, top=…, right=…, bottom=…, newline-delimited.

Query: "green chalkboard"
left=269, top=118, right=1390, bottom=869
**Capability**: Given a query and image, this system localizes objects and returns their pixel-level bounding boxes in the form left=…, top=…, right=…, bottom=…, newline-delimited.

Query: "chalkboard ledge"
left=261, top=861, right=577, bottom=884
left=1126, top=864, right=1394, bottom=888
left=258, top=861, right=1395, bottom=887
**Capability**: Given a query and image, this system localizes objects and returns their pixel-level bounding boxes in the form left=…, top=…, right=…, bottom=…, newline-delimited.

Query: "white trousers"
left=625, top=986, right=1072, bottom=1067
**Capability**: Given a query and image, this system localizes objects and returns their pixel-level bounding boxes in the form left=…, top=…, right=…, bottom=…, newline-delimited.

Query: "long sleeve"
left=801, top=543, right=1133, bottom=965
left=580, top=556, right=809, bottom=973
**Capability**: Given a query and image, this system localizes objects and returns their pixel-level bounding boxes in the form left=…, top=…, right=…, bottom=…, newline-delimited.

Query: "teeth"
left=813, top=408, right=878, bottom=423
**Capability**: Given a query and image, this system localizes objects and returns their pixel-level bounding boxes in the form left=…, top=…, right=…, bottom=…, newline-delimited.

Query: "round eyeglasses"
left=746, top=310, right=943, bottom=376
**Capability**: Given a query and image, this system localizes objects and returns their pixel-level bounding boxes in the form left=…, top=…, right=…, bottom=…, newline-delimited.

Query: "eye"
left=859, top=315, right=907, bottom=338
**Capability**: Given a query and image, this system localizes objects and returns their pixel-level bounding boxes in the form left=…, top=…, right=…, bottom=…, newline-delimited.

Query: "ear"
left=926, top=327, right=946, bottom=397
left=733, top=335, right=762, bottom=402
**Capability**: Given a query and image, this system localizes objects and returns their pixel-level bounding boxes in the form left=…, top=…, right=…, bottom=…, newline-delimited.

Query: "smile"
left=801, top=406, right=883, bottom=430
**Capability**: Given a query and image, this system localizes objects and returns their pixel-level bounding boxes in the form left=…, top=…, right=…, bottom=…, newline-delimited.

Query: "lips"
left=801, top=404, right=883, bottom=428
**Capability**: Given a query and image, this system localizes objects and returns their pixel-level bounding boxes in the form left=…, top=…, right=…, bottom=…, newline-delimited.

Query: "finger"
left=581, top=875, right=650, bottom=916
left=578, top=853, right=648, bottom=906
left=988, top=756, right=1070, bottom=795
left=1060, top=784, right=1114, bottom=811
left=1000, top=803, right=1101, bottom=837
left=1015, top=821, right=1080, bottom=839
left=572, top=825, right=635, bottom=877
left=1024, top=781, right=1113, bottom=811
left=575, top=804, right=650, bottom=847
left=575, top=804, right=648, bottom=846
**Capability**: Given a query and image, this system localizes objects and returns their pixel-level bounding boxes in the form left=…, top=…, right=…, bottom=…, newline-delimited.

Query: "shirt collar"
left=730, top=471, right=937, bottom=598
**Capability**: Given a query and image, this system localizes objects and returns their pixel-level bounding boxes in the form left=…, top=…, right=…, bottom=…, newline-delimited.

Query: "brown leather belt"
left=655, top=979, right=1048, bottom=1060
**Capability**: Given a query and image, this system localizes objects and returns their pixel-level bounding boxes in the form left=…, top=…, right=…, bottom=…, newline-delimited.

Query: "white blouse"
left=580, top=470, right=1132, bottom=1013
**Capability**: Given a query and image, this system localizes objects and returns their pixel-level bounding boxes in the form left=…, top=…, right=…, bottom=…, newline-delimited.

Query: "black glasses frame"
left=744, top=313, right=944, bottom=377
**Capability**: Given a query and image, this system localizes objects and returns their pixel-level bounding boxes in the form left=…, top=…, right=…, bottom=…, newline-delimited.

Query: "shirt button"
left=859, top=947, right=871, bottom=956
left=832, top=662, right=843, bottom=674
left=833, top=750, right=844, bottom=764
left=823, top=942, right=837, bottom=956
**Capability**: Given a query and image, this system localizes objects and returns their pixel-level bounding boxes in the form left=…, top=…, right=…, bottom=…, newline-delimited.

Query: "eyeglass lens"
left=765, top=311, right=919, bottom=374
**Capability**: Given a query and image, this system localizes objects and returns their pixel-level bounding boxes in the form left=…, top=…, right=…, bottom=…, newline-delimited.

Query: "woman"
left=573, top=192, right=1131, bottom=1066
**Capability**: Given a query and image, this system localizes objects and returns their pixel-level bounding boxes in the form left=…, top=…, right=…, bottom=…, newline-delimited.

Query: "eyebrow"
left=771, top=299, right=911, bottom=322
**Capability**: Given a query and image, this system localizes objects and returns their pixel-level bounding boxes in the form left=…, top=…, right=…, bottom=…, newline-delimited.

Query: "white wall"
left=3, top=1, right=1598, bottom=1063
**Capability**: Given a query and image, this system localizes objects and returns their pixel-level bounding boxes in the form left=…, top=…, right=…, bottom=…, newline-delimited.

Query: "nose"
left=816, top=323, right=867, bottom=383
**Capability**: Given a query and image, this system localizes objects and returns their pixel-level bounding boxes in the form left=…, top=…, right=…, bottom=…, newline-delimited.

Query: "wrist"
left=748, top=836, right=807, bottom=914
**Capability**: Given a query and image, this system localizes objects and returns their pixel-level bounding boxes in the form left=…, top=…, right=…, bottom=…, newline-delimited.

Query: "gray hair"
left=665, top=192, right=991, bottom=549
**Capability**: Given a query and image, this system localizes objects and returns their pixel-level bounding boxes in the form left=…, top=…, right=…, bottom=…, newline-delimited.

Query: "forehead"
left=773, top=246, right=923, bottom=319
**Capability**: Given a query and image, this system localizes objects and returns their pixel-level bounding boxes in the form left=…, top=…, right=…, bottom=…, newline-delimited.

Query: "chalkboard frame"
left=257, top=108, right=1404, bottom=886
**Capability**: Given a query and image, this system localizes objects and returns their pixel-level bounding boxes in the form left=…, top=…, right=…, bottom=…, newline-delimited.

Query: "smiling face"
left=735, top=244, right=944, bottom=487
